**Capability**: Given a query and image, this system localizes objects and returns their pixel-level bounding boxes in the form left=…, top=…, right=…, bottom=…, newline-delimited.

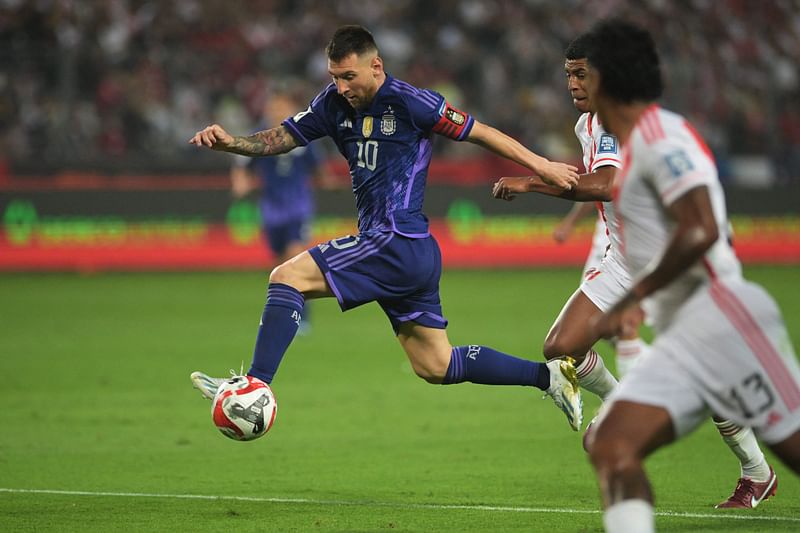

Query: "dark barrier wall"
left=4, top=182, right=800, bottom=219
left=2, top=177, right=800, bottom=271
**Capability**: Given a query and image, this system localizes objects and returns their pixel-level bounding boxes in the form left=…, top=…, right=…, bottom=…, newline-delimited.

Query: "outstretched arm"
left=466, top=120, right=579, bottom=190
left=189, top=124, right=298, bottom=157
left=492, top=165, right=616, bottom=202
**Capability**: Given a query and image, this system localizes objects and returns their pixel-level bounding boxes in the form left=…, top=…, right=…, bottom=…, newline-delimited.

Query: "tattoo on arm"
left=227, top=126, right=298, bottom=156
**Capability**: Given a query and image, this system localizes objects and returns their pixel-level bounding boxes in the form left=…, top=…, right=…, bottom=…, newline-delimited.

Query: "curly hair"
left=583, top=19, right=663, bottom=103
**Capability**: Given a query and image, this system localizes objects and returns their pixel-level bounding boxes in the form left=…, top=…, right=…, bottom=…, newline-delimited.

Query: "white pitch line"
left=1, top=488, right=799, bottom=523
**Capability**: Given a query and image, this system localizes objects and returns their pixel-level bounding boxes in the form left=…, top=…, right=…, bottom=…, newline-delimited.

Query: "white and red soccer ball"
left=212, top=376, right=277, bottom=441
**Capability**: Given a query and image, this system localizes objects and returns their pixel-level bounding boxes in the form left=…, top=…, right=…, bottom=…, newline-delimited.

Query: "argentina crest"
left=380, top=112, right=396, bottom=136
left=362, top=116, right=373, bottom=138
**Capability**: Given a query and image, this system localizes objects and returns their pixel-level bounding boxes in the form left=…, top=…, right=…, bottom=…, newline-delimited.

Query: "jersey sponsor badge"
left=665, top=150, right=694, bottom=177
left=380, top=112, right=396, bottom=136
left=597, top=134, right=617, bottom=153
left=362, top=116, right=373, bottom=138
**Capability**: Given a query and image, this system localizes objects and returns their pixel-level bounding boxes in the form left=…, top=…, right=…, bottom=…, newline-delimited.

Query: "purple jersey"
left=282, top=74, right=474, bottom=237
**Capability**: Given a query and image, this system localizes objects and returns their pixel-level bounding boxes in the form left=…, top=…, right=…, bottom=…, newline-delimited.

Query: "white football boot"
left=190, top=371, right=226, bottom=400
left=544, top=357, right=584, bottom=431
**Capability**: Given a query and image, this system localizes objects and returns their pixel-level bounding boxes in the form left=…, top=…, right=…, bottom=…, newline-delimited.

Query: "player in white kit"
left=492, top=34, right=777, bottom=509
left=562, top=61, right=646, bottom=380
left=578, top=20, right=800, bottom=533
left=492, top=37, right=644, bottom=405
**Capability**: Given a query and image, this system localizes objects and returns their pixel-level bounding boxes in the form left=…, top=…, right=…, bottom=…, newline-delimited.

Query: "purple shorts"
left=308, top=231, right=447, bottom=333
left=264, top=219, right=310, bottom=257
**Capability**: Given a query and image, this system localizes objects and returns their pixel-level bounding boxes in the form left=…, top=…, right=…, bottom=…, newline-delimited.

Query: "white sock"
left=714, top=419, right=770, bottom=481
left=604, top=499, right=655, bottom=533
left=576, top=349, right=618, bottom=401
left=614, top=338, right=648, bottom=379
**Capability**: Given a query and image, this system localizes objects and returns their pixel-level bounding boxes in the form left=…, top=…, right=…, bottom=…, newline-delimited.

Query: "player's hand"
left=591, top=297, right=643, bottom=340
left=189, top=124, right=234, bottom=150
left=552, top=220, right=575, bottom=243
left=538, top=161, right=579, bottom=190
left=231, top=171, right=254, bottom=199
left=492, top=177, right=531, bottom=201
left=620, top=304, right=645, bottom=337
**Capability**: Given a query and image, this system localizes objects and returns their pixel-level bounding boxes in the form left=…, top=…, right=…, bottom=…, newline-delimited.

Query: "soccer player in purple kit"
left=188, top=25, right=585, bottom=431
left=231, top=90, right=322, bottom=267
left=231, top=89, right=326, bottom=333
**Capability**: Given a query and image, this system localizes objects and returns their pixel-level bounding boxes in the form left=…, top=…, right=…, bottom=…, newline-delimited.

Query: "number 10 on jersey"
left=356, top=140, right=379, bottom=171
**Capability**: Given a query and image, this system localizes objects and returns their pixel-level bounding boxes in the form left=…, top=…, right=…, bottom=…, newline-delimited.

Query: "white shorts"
left=580, top=250, right=632, bottom=313
left=582, top=220, right=611, bottom=278
left=605, top=278, right=800, bottom=444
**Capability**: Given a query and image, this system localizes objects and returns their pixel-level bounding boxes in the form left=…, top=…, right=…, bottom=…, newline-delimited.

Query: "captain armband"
left=432, top=102, right=473, bottom=141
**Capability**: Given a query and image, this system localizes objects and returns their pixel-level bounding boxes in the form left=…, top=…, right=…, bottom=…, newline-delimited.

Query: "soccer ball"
left=212, top=376, right=277, bottom=441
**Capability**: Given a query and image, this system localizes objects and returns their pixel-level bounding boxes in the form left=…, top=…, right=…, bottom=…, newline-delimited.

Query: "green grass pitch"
left=1, top=267, right=798, bottom=532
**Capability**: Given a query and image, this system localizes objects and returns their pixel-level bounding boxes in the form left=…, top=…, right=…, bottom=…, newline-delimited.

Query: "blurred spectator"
left=0, top=0, right=798, bottom=182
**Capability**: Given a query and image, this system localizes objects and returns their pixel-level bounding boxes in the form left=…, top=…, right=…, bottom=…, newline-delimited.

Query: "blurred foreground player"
left=493, top=34, right=779, bottom=510
left=189, top=26, right=585, bottom=431
left=581, top=20, right=800, bottom=532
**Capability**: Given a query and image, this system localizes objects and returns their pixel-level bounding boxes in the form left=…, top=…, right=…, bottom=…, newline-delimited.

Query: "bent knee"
left=589, top=434, right=642, bottom=473
left=543, top=333, right=574, bottom=360
left=409, top=357, right=450, bottom=384
left=543, top=329, right=592, bottom=362
left=268, top=262, right=296, bottom=286
left=542, top=337, right=561, bottom=360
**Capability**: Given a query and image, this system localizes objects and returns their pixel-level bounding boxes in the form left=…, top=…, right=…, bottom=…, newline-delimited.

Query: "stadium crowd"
left=1, top=0, right=799, bottom=182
